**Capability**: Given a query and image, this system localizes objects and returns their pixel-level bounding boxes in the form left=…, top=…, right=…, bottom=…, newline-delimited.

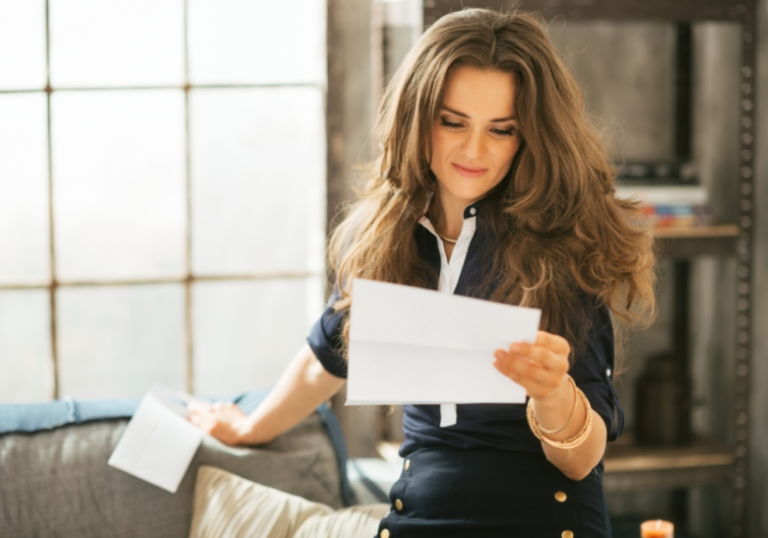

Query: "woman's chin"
left=441, top=183, right=495, bottom=204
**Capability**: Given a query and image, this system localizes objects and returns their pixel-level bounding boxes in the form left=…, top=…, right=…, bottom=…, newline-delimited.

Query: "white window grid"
left=0, top=1, right=326, bottom=399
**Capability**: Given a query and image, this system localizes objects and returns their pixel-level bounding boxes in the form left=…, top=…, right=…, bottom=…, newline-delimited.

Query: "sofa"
left=0, top=391, right=354, bottom=538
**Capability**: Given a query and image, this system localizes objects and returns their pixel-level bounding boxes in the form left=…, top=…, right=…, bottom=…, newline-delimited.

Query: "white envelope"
left=347, top=279, right=541, bottom=405
left=108, top=385, right=205, bottom=493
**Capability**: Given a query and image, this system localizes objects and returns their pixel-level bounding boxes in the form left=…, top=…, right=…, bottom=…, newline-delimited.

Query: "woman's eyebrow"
left=441, top=106, right=516, bottom=122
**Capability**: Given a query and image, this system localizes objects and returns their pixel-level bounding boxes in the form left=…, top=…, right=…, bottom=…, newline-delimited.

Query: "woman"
left=190, top=8, right=656, bottom=537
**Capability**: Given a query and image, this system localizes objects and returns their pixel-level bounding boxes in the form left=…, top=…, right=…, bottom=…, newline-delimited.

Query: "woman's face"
left=430, top=65, right=521, bottom=205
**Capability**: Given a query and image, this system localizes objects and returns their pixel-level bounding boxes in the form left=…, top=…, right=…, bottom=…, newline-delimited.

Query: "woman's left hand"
left=187, top=401, right=255, bottom=446
left=493, top=330, right=571, bottom=402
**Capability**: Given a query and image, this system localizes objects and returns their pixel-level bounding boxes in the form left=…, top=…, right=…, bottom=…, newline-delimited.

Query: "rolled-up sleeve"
left=569, top=303, right=624, bottom=442
left=307, top=291, right=348, bottom=379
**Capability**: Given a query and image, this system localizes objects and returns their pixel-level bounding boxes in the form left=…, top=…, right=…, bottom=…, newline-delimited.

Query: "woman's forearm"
left=532, top=380, right=607, bottom=480
left=241, top=344, right=346, bottom=445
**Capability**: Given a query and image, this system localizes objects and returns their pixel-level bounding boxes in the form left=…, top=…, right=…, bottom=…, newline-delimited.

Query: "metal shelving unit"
left=655, top=225, right=739, bottom=258
left=603, top=434, right=734, bottom=492
left=422, top=1, right=756, bottom=535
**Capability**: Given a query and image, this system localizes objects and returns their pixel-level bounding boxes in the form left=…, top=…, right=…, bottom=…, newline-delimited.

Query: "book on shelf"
left=614, top=161, right=714, bottom=228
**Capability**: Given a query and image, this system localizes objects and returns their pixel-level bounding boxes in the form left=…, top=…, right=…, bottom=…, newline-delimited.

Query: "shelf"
left=426, top=0, right=743, bottom=22
left=603, top=435, right=734, bottom=492
left=653, top=224, right=739, bottom=258
left=652, top=224, right=739, bottom=238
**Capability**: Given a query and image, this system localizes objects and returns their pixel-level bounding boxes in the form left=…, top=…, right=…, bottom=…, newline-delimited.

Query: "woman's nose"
left=461, top=128, right=485, bottom=159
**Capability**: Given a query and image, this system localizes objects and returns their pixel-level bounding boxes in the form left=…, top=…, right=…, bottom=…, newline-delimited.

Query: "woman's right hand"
left=187, top=401, right=257, bottom=446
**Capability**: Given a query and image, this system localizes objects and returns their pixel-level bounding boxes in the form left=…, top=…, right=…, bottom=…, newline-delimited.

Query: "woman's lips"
left=452, top=163, right=488, bottom=179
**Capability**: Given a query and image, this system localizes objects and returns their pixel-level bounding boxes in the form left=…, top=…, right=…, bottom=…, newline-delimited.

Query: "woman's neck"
left=431, top=190, right=471, bottom=241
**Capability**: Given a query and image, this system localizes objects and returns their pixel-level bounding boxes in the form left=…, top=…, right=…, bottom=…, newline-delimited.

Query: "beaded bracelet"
left=526, top=382, right=593, bottom=450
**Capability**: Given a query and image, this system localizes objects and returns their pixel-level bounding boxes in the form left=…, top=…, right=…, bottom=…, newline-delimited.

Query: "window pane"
left=57, top=285, right=185, bottom=398
left=0, top=1, right=47, bottom=90
left=52, top=90, right=186, bottom=281
left=0, top=93, right=50, bottom=284
left=0, top=290, right=53, bottom=402
left=192, top=277, right=323, bottom=395
left=190, top=87, right=325, bottom=275
left=188, top=0, right=325, bottom=85
left=49, top=0, right=184, bottom=88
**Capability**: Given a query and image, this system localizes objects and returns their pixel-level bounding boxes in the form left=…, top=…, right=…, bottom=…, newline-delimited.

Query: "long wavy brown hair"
left=328, top=8, right=656, bottom=362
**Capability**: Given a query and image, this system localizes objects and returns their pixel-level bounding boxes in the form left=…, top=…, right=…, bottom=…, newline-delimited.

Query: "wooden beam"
left=326, top=0, right=346, bottom=261
left=424, top=0, right=744, bottom=26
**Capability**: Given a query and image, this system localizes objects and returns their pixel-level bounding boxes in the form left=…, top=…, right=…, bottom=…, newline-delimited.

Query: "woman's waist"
left=403, top=445, right=551, bottom=473
left=400, top=403, right=541, bottom=455
left=399, top=404, right=606, bottom=473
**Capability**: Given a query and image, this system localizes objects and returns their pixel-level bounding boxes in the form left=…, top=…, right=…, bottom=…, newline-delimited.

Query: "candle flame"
left=655, top=520, right=662, bottom=530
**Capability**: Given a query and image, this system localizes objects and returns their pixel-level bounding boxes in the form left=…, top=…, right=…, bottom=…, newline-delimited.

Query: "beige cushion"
left=293, top=504, right=391, bottom=538
left=190, top=466, right=389, bottom=538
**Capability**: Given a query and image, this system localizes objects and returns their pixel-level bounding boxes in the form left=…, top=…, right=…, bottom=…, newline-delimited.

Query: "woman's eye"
left=492, top=127, right=516, bottom=137
left=440, top=118, right=463, bottom=129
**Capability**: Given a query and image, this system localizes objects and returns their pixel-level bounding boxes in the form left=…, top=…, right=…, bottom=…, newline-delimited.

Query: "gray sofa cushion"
left=0, top=412, right=342, bottom=538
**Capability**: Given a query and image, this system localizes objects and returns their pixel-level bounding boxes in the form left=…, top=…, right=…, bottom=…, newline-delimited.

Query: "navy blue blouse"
left=308, top=197, right=624, bottom=459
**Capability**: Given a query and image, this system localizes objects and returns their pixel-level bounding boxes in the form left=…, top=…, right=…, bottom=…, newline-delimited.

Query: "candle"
left=641, top=519, right=674, bottom=538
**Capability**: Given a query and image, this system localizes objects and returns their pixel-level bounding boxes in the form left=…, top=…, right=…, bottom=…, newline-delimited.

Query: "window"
left=0, top=0, right=326, bottom=401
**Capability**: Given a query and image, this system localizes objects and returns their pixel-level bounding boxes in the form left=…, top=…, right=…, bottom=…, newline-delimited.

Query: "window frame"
left=0, top=0, right=327, bottom=399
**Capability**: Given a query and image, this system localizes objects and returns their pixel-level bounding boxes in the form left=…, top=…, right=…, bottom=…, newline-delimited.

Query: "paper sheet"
left=108, top=385, right=205, bottom=493
left=346, top=279, right=541, bottom=405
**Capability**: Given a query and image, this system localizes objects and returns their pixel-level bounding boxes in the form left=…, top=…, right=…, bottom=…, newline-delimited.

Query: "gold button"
left=404, top=459, right=411, bottom=471
left=562, top=531, right=574, bottom=538
left=395, top=498, right=404, bottom=511
left=555, top=491, right=567, bottom=502
left=380, top=530, right=390, bottom=538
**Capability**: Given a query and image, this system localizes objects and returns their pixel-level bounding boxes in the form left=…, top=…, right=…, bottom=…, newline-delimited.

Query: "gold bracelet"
left=534, top=375, right=578, bottom=435
left=527, top=384, right=593, bottom=450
